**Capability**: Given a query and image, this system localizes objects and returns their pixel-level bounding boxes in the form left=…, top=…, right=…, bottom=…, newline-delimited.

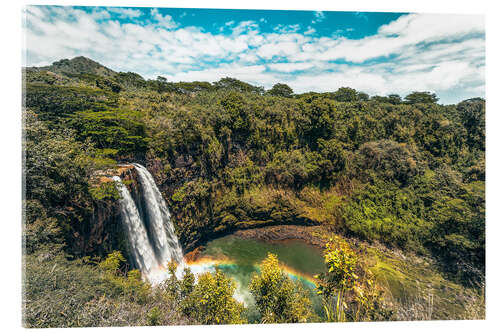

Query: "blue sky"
left=24, top=6, right=484, bottom=104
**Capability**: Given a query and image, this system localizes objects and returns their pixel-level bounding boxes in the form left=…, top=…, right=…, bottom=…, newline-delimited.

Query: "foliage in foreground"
left=186, top=269, right=246, bottom=324
left=315, top=236, right=393, bottom=322
left=23, top=247, right=189, bottom=327
left=160, top=262, right=246, bottom=325
left=23, top=248, right=247, bottom=327
left=24, top=243, right=484, bottom=327
left=249, top=253, right=316, bottom=323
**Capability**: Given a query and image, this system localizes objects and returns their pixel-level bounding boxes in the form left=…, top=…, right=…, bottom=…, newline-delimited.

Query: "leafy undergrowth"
left=364, top=245, right=484, bottom=320
left=22, top=246, right=191, bottom=328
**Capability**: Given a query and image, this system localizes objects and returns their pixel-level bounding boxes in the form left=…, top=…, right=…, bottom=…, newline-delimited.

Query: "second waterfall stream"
left=113, top=163, right=185, bottom=284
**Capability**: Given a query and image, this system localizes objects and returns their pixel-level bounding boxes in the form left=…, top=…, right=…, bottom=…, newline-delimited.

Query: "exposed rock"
left=99, top=176, right=113, bottom=183
left=93, top=164, right=134, bottom=184
left=234, top=225, right=328, bottom=249
left=70, top=164, right=138, bottom=258
left=184, top=246, right=205, bottom=264
left=174, top=154, right=194, bottom=168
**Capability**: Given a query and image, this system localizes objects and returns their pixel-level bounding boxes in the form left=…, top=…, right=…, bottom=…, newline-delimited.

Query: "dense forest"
left=22, top=56, right=485, bottom=327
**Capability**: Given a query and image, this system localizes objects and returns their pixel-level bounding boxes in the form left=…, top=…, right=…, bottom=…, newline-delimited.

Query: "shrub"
left=315, top=236, right=393, bottom=322
left=183, top=269, right=246, bottom=325
left=249, top=253, right=315, bottom=323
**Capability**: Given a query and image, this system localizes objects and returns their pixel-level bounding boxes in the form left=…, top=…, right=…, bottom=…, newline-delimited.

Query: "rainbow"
left=186, top=256, right=319, bottom=288
left=185, top=258, right=235, bottom=277
left=144, top=256, right=321, bottom=306
left=280, top=264, right=318, bottom=288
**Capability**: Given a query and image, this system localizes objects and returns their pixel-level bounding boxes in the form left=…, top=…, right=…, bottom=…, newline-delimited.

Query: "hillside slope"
left=26, top=56, right=117, bottom=77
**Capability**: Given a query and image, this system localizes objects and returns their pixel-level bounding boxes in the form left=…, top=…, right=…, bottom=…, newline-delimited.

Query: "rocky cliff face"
left=72, top=165, right=139, bottom=259
left=143, top=156, right=328, bottom=253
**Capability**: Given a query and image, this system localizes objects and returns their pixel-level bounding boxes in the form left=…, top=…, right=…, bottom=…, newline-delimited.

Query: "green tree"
left=98, top=250, right=126, bottom=274
left=315, top=236, right=391, bottom=322
left=249, top=253, right=315, bottom=323
left=387, top=94, right=402, bottom=104
left=180, top=267, right=195, bottom=298
left=98, top=251, right=151, bottom=303
left=115, top=71, right=147, bottom=89
left=265, top=150, right=322, bottom=188
left=341, top=180, right=432, bottom=252
left=404, top=91, right=439, bottom=104
left=96, top=76, right=122, bottom=93
left=315, top=237, right=357, bottom=322
left=24, top=83, right=118, bottom=123
left=214, top=77, right=264, bottom=94
left=357, top=92, right=369, bottom=101
left=220, top=92, right=250, bottom=134
left=146, top=307, right=162, bottom=326
left=153, top=75, right=173, bottom=93
left=267, top=83, right=294, bottom=97
left=457, top=98, right=485, bottom=151
left=370, top=94, right=401, bottom=104
left=24, top=110, right=116, bottom=256
left=333, top=87, right=359, bottom=102
left=427, top=180, right=485, bottom=284
left=183, top=269, right=246, bottom=325
left=317, top=138, right=346, bottom=184
left=70, top=108, right=149, bottom=158
left=352, top=140, right=421, bottom=185
left=298, top=97, right=336, bottom=146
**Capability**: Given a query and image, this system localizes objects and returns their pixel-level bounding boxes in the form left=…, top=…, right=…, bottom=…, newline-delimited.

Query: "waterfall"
left=132, top=164, right=184, bottom=265
left=113, top=176, right=160, bottom=279
left=112, top=164, right=184, bottom=284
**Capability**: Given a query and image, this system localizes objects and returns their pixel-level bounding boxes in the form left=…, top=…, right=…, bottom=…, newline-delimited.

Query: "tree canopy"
left=267, top=83, right=294, bottom=97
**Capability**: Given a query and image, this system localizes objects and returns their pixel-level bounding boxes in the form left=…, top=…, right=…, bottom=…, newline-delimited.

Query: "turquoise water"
left=195, top=235, right=326, bottom=321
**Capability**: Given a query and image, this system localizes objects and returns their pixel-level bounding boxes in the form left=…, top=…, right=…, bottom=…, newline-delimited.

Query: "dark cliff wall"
left=144, top=157, right=321, bottom=252
left=70, top=166, right=139, bottom=260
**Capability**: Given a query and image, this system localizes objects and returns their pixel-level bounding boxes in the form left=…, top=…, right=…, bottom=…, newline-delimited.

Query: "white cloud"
left=107, top=7, right=142, bottom=19
left=150, top=8, right=177, bottom=29
left=274, top=24, right=300, bottom=33
left=231, top=20, right=259, bottom=35
left=23, top=7, right=484, bottom=103
left=304, top=27, right=316, bottom=35
left=89, top=8, right=111, bottom=20
left=285, top=14, right=485, bottom=64
left=268, top=62, right=314, bottom=72
left=312, top=11, right=325, bottom=24
left=257, top=41, right=300, bottom=59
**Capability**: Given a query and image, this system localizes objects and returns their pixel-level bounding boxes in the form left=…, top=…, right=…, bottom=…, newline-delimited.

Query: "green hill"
left=26, top=56, right=117, bottom=77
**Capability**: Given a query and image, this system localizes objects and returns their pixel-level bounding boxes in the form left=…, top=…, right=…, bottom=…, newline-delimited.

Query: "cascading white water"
left=132, top=163, right=184, bottom=266
left=113, top=176, right=160, bottom=279
left=113, top=165, right=248, bottom=303
left=112, top=164, right=185, bottom=284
